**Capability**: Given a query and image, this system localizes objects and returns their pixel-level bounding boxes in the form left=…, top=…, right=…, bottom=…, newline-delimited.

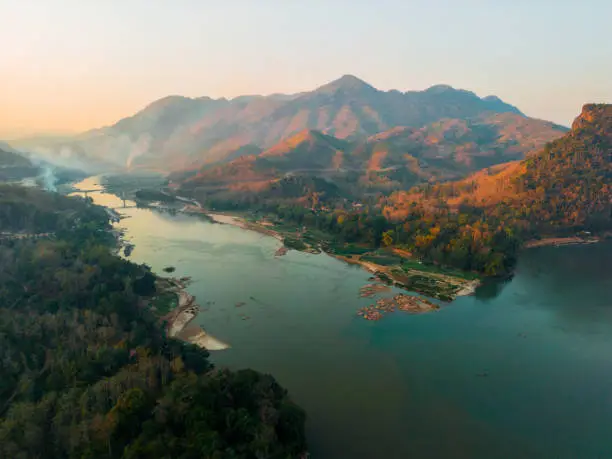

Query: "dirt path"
left=207, top=212, right=285, bottom=241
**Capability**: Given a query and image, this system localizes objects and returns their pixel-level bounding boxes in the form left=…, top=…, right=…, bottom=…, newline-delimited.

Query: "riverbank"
left=91, top=176, right=478, bottom=301
left=207, top=212, right=285, bottom=242
left=524, top=236, right=600, bottom=248
left=332, top=252, right=479, bottom=301
left=199, top=209, right=478, bottom=301
left=159, top=276, right=230, bottom=351
left=67, top=176, right=612, bottom=458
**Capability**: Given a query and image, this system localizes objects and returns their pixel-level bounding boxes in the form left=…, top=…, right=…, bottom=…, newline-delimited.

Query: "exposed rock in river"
left=359, top=283, right=391, bottom=298
left=357, top=294, right=439, bottom=321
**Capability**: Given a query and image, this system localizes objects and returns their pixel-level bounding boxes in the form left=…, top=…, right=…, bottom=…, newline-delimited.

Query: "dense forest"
left=192, top=104, right=611, bottom=278
left=0, top=186, right=307, bottom=458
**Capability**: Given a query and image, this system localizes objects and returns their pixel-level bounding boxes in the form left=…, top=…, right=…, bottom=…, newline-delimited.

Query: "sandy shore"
left=163, top=279, right=230, bottom=351
left=177, top=325, right=231, bottom=351
left=207, top=212, right=245, bottom=227
left=455, top=280, right=480, bottom=297
left=331, top=253, right=380, bottom=273
left=207, top=212, right=284, bottom=241
left=524, top=236, right=599, bottom=248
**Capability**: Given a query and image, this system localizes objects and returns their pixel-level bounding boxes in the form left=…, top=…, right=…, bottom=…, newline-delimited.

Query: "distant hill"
left=0, top=147, right=32, bottom=168
left=384, top=104, right=612, bottom=234
left=24, top=75, right=564, bottom=171
left=175, top=130, right=350, bottom=206
left=174, top=111, right=566, bottom=204
left=0, top=147, right=40, bottom=181
left=351, top=112, right=566, bottom=188
left=0, top=143, right=88, bottom=189
left=175, top=104, right=609, bottom=278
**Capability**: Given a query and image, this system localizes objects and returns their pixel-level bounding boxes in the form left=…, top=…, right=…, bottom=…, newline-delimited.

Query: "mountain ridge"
left=383, top=103, right=612, bottom=233
left=174, top=110, right=566, bottom=205
left=19, top=75, right=549, bottom=171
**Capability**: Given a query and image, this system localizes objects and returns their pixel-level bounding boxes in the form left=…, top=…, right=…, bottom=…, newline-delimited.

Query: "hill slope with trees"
left=0, top=186, right=307, bottom=458
left=173, top=113, right=565, bottom=206
left=177, top=104, right=610, bottom=279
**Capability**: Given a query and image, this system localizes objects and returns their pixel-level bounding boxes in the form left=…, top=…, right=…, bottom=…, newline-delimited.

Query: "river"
left=73, top=176, right=612, bottom=459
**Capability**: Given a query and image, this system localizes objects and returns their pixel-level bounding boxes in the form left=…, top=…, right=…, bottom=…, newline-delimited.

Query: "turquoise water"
left=76, top=177, right=612, bottom=458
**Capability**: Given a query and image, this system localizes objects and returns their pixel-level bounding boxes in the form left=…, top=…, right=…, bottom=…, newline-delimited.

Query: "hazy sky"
left=1, top=0, right=610, bottom=137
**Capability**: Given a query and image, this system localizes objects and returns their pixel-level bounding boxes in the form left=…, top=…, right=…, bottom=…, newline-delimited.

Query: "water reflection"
left=512, top=243, right=612, bottom=329
left=473, top=277, right=511, bottom=301
left=69, top=175, right=612, bottom=459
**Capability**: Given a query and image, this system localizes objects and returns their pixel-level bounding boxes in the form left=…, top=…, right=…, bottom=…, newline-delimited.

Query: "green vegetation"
left=391, top=272, right=456, bottom=302
left=134, top=188, right=176, bottom=203
left=102, top=173, right=170, bottom=204
left=150, top=290, right=178, bottom=315
left=284, top=237, right=307, bottom=251
left=0, top=185, right=307, bottom=458
left=190, top=105, right=611, bottom=281
left=360, top=253, right=402, bottom=266
left=381, top=104, right=612, bottom=276
left=401, top=259, right=480, bottom=281
left=327, top=243, right=372, bottom=256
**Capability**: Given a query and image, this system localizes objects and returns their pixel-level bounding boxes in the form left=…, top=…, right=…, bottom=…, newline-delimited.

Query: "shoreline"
left=195, top=207, right=480, bottom=301
left=119, top=184, right=480, bottom=302
left=207, top=212, right=285, bottom=241
left=524, top=236, right=599, bottom=249
left=331, top=253, right=480, bottom=301
left=160, top=277, right=231, bottom=351
left=69, top=178, right=231, bottom=352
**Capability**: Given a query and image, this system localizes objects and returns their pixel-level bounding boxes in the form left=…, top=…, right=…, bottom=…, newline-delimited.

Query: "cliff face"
left=571, top=104, right=612, bottom=133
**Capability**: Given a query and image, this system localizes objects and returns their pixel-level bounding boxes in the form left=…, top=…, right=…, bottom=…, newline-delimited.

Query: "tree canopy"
left=0, top=186, right=307, bottom=459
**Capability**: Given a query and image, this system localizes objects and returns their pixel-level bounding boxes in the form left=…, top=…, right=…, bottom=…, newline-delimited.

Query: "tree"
left=382, top=230, right=394, bottom=247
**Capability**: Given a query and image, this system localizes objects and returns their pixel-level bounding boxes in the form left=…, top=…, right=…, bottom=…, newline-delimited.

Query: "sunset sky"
left=1, top=0, right=610, bottom=138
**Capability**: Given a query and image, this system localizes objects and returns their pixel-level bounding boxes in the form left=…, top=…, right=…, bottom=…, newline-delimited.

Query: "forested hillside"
left=188, top=105, right=610, bottom=278
left=373, top=104, right=612, bottom=273
left=387, top=104, right=612, bottom=231
left=174, top=113, right=565, bottom=206
left=0, top=187, right=307, bottom=458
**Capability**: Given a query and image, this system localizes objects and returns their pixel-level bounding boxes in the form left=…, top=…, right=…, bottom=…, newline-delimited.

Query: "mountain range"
left=174, top=110, right=566, bottom=203
left=383, top=104, right=612, bottom=233
left=12, top=75, right=566, bottom=175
